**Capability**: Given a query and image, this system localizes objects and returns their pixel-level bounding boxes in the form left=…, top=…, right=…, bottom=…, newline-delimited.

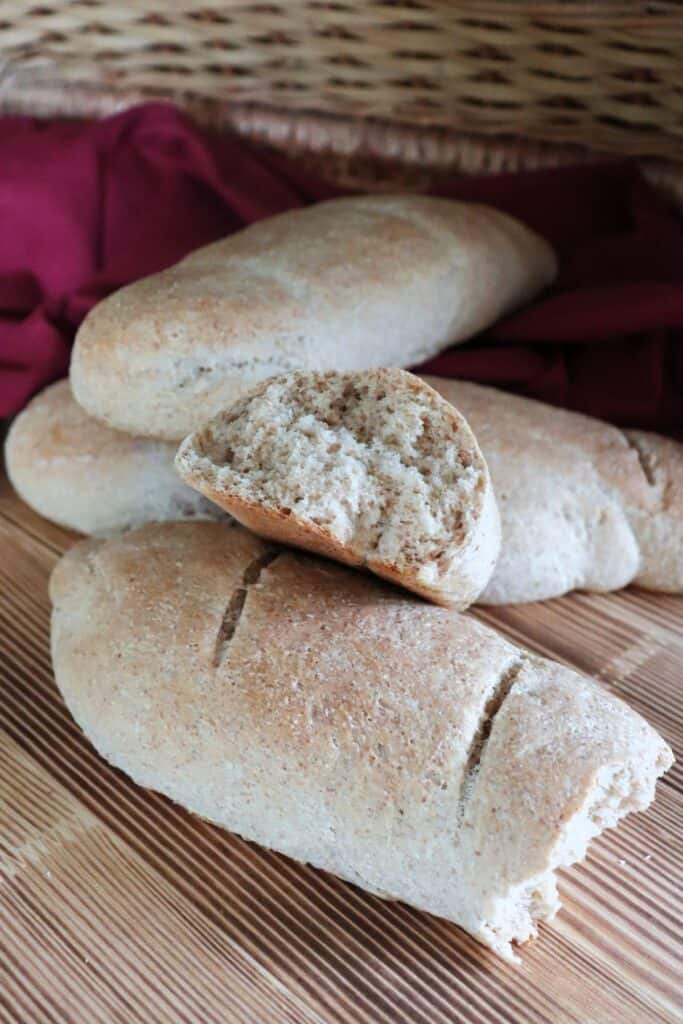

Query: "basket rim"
left=1, top=76, right=681, bottom=165
left=430, top=1, right=683, bottom=24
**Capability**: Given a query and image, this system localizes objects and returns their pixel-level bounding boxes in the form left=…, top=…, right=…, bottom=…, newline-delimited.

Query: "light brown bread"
left=176, top=369, right=500, bottom=607
left=49, top=522, right=672, bottom=961
left=621, top=428, right=683, bottom=593
left=423, top=377, right=683, bottom=603
left=5, top=379, right=225, bottom=535
left=70, top=196, right=556, bottom=440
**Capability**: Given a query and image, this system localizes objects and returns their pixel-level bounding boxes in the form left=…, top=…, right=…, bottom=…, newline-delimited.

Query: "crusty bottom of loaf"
left=150, top=755, right=665, bottom=963
left=87, top=711, right=667, bottom=963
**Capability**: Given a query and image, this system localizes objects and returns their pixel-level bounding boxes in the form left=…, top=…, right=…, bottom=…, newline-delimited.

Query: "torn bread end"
left=176, top=368, right=500, bottom=607
left=474, top=752, right=673, bottom=962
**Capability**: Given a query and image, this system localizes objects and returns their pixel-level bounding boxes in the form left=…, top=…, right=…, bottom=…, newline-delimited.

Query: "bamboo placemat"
left=0, top=466, right=681, bottom=1024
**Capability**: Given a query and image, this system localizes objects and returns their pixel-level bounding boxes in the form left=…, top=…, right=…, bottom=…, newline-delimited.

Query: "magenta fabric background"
left=1, top=103, right=681, bottom=433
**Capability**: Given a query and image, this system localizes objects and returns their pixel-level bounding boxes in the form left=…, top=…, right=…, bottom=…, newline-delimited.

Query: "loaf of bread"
left=5, top=380, right=225, bottom=535
left=50, top=522, right=672, bottom=960
left=70, top=196, right=556, bottom=441
left=176, top=369, right=500, bottom=607
left=620, top=428, right=683, bottom=593
left=424, top=378, right=683, bottom=603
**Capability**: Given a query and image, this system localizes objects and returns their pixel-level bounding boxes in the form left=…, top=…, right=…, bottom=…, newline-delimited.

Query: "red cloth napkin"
left=1, top=102, right=682, bottom=434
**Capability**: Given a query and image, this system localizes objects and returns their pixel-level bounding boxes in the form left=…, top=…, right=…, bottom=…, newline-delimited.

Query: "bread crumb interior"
left=195, top=372, right=484, bottom=573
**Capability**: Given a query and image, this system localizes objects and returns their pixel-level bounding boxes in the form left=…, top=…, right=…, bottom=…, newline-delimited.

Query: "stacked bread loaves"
left=6, top=193, right=674, bottom=959
left=6, top=195, right=555, bottom=535
left=175, top=367, right=683, bottom=606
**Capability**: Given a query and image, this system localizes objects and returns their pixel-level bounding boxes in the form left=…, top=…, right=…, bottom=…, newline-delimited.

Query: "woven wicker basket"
left=1, top=1, right=682, bottom=188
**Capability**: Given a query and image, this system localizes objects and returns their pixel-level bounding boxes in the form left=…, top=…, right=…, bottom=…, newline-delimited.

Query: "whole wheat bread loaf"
left=176, top=369, right=500, bottom=607
left=70, top=196, right=556, bottom=440
left=423, top=378, right=683, bottom=603
left=49, top=522, right=672, bottom=961
left=5, top=380, right=225, bottom=535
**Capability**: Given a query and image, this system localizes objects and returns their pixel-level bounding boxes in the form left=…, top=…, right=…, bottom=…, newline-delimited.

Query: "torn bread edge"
left=175, top=369, right=501, bottom=608
left=457, top=656, right=674, bottom=961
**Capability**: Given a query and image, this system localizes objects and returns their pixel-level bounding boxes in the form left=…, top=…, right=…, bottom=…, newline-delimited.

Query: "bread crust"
left=423, top=377, right=683, bottom=601
left=5, top=379, right=224, bottom=535
left=623, top=429, right=683, bottom=592
left=50, top=522, right=672, bottom=960
left=71, top=196, right=556, bottom=440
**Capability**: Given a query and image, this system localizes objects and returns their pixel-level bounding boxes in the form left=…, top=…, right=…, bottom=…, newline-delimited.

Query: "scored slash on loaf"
left=175, top=369, right=500, bottom=608
left=49, top=522, right=673, bottom=962
left=70, top=195, right=556, bottom=441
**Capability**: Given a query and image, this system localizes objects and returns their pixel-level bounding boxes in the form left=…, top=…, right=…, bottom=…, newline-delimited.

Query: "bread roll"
left=423, top=378, right=683, bottom=603
left=176, top=369, right=500, bottom=607
left=70, top=196, right=556, bottom=441
left=5, top=380, right=225, bottom=535
left=49, top=522, right=672, bottom=961
left=621, top=429, right=683, bottom=593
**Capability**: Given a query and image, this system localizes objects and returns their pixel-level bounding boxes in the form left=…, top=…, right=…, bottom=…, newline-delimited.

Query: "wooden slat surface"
left=0, top=467, right=681, bottom=1024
